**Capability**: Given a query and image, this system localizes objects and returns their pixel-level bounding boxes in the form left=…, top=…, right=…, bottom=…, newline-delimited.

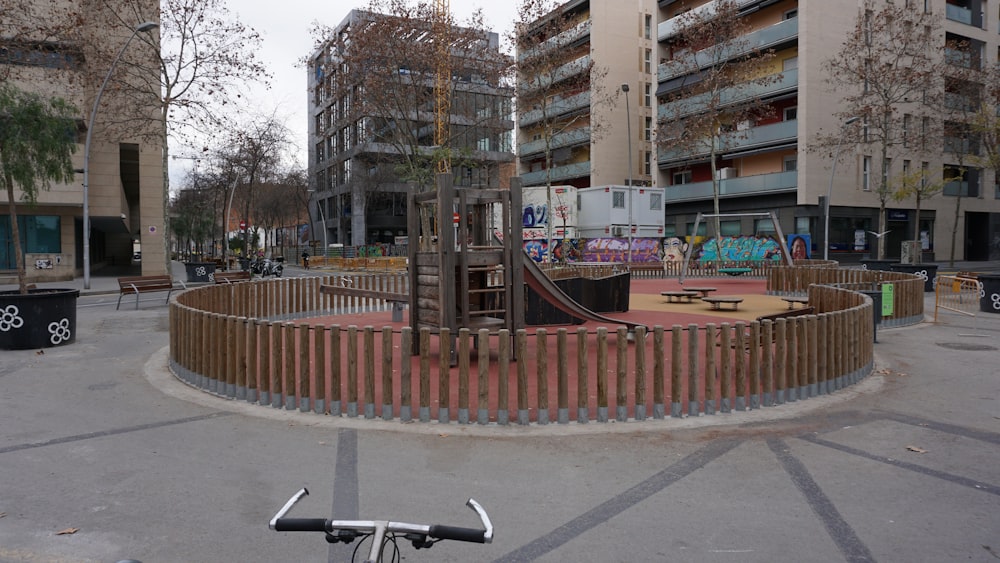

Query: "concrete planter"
left=979, top=274, right=1000, bottom=314
left=0, top=288, right=79, bottom=350
left=889, top=263, right=938, bottom=292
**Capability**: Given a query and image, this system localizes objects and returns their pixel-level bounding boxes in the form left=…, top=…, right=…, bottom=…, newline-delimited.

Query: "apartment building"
left=517, top=0, right=659, bottom=190
left=307, top=10, right=514, bottom=247
left=655, top=0, right=1000, bottom=262
left=0, top=2, right=165, bottom=282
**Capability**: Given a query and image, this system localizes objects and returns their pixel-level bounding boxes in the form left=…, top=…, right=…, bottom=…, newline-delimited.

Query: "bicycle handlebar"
left=269, top=487, right=493, bottom=546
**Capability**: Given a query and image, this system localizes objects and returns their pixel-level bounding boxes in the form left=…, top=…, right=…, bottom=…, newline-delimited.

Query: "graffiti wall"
left=522, top=238, right=663, bottom=263
left=693, top=235, right=784, bottom=264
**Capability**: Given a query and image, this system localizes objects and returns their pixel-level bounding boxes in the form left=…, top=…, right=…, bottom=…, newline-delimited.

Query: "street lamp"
left=621, top=83, right=633, bottom=265
left=82, top=21, right=158, bottom=289
left=823, top=116, right=861, bottom=261
left=223, top=174, right=241, bottom=270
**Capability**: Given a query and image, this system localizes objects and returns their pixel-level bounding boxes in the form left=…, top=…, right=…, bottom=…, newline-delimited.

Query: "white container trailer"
left=576, top=185, right=665, bottom=238
left=517, top=185, right=578, bottom=240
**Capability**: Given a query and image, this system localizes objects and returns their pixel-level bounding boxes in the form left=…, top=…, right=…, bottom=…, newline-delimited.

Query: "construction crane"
left=434, top=0, right=451, bottom=174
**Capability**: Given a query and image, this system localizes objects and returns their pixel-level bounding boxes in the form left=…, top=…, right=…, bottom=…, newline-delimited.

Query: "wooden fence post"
left=596, top=327, right=608, bottom=422
left=439, top=327, right=451, bottom=424
left=687, top=323, right=699, bottom=417
left=313, top=325, right=326, bottom=414
left=400, top=327, right=412, bottom=422
left=653, top=326, right=665, bottom=419
left=671, top=325, right=682, bottom=418
left=299, top=322, right=311, bottom=413
left=347, top=325, right=358, bottom=416
left=719, top=323, right=731, bottom=413
left=498, top=329, right=510, bottom=425
left=576, top=327, right=589, bottom=424
left=478, top=329, right=490, bottom=425
left=382, top=326, right=394, bottom=421
left=458, top=328, right=471, bottom=424
left=748, top=322, right=761, bottom=409
left=536, top=328, right=549, bottom=425
left=557, top=328, right=569, bottom=424
left=516, top=329, right=529, bottom=425
left=616, top=327, right=628, bottom=422
left=419, top=327, right=431, bottom=422
left=329, top=324, right=342, bottom=416
left=704, top=324, right=716, bottom=415
left=634, top=326, right=647, bottom=421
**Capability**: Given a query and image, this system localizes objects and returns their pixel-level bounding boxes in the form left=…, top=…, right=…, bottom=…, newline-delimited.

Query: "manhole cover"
left=936, top=342, right=998, bottom=352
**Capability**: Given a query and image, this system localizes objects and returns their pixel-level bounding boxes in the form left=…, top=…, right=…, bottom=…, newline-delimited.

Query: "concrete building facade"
left=0, top=1, right=165, bottom=283
left=655, top=0, right=1000, bottom=262
left=307, top=10, right=514, bottom=247
left=517, top=0, right=659, bottom=190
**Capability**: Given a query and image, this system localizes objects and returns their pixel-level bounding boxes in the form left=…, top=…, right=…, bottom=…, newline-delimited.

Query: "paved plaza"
left=1, top=262, right=998, bottom=562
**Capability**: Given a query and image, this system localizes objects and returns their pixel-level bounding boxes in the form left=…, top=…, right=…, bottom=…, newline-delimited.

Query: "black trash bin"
left=184, top=261, right=217, bottom=283
left=978, top=274, right=1000, bottom=314
left=889, top=263, right=938, bottom=292
left=858, top=287, right=883, bottom=342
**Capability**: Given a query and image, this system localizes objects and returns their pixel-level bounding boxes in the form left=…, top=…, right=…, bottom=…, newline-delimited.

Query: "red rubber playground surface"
left=295, top=277, right=792, bottom=422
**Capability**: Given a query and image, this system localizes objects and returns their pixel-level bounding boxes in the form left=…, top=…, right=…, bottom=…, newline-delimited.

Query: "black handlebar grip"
left=428, top=525, right=486, bottom=543
left=274, top=518, right=329, bottom=532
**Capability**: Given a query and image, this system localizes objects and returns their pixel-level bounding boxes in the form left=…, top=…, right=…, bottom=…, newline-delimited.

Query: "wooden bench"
left=702, top=296, right=744, bottom=310
left=214, top=271, right=251, bottom=284
left=320, top=284, right=409, bottom=322
left=718, top=267, right=752, bottom=276
left=117, top=275, right=184, bottom=310
left=680, top=286, right=717, bottom=298
left=660, top=290, right=700, bottom=303
left=781, top=296, right=810, bottom=309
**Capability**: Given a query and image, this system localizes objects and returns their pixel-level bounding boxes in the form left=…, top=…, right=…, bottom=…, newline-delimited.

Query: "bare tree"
left=308, top=0, right=512, bottom=248
left=514, top=0, right=613, bottom=259
left=889, top=164, right=955, bottom=260
left=89, top=0, right=272, bottom=270
left=817, top=1, right=943, bottom=259
left=656, top=0, right=779, bottom=244
left=215, top=114, right=295, bottom=257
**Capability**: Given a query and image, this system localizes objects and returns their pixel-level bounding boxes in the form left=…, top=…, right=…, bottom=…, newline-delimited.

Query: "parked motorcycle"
left=250, top=257, right=283, bottom=277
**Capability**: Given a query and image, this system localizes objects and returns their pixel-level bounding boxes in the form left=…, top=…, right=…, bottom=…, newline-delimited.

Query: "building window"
left=673, top=170, right=692, bottom=185
left=612, top=191, right=626, bottom=208
left=783, top=106, right=797, bottom=121
left=644, top=116, right=652, bottom=141
left=784, top=156, right=797, bottom=172
left=644, top=83, right=651, bottom=107
left=644, top=151, right=652, bottom=176
left=783, top=56, right=798, bottom=71
left=863, top=156, right=872, bottom=191
left=644, top=49, right=651, bottom=73
left=644, top=14, right=652, bottom=39
left=650, top=191, right=662, bottom=210
left=0, top=216, right=61, bottom=268
left=784, top=8, right=798, bottom=20
left=903, top=114, right=911, bottom=147
left=755, top=218, right=776, bottom=235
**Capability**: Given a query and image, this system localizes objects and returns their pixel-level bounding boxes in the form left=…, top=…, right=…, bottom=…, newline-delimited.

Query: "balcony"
left=519, top=19, right=591, bottom=62
left=658, top=0, right=770, bottom=40
left=520, top=161, right=591, bottom=186
left=519, top=91, right=591, bottom=127
left=658, top=18, right=798, bottom=85
left=658, top=69, right=797, bottom=120
left=521, top=55, right=592, bottom=97
left=946, top=3, right=973, bottom=25
left=663, top=170, right=797, bottom=202
left=519, top=127, right=591, bottom=158
left=658, top=119, right=797, bottom=166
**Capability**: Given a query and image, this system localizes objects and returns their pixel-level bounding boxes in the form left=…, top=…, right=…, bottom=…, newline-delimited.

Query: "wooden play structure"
left=406, top=175, right=526, bottom=350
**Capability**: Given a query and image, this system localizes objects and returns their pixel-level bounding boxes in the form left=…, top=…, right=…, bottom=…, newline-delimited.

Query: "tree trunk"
left=4, top=170, right=28, bottom=294
left=950, top=192, right=962, bottom=267
left=710, top=131, right=721, bottom=253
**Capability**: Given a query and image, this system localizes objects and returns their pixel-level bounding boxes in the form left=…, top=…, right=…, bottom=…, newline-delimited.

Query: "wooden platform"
left=660, top=290, right=699, bottom=303
left=680, top=286, right=717, bottom=298
left=781, top=296, right=810, bottom=309
left=702, top=296, right=744, bottom=310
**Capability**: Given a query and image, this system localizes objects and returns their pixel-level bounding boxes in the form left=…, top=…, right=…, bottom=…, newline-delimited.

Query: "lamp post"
left=621, top=83, right=633, bottom=265
left=823, top=116, right=861, bottom=261
left=223, top=173, right=241, bottom=270
left=82, top=21, right=158, bottom=289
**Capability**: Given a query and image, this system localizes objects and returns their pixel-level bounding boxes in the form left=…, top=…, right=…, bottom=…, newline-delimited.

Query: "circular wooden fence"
left=168, top=266, right=923, bottom=426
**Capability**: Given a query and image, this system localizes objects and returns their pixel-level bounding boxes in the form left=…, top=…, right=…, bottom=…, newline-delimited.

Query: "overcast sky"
left=169, top=1, right=519, bottom=186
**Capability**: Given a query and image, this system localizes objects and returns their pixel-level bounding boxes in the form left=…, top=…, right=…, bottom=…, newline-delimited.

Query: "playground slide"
left=522, top=257, right=644, bottom=331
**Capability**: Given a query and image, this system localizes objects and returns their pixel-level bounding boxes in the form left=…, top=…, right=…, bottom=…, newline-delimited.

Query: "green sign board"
left=881, top=284, right=894, bottom=316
